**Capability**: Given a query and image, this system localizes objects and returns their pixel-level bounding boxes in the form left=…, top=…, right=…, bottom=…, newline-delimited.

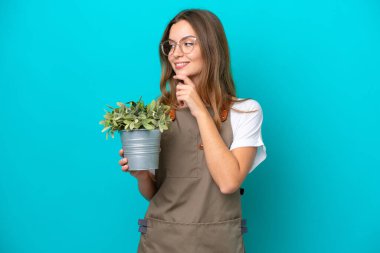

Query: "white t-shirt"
left=229, top=98, right=267, bottom=173
left=149, top=98, right=267, bottom=175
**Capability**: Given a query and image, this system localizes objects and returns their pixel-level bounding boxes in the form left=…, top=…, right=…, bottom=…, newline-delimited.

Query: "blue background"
left=1, top=0, right=379, bottom=252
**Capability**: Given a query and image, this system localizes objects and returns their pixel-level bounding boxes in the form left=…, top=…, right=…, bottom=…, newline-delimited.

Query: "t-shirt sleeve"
left=230, top=100, right=267, bottom=173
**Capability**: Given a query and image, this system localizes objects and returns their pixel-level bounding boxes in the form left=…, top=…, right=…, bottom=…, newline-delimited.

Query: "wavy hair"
left=157, top=9, right=257, bottom=130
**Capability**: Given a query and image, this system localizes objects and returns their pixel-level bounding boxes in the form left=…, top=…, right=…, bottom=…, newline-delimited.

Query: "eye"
left=184, top=42, right=194, bottom=47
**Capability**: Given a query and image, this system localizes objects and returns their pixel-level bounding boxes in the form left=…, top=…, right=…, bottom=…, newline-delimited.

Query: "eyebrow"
left=168, top=35, right=196, bottom=42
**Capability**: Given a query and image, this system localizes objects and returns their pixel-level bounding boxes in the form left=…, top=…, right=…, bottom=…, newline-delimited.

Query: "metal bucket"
left=119, top=129, right=161, bottom=171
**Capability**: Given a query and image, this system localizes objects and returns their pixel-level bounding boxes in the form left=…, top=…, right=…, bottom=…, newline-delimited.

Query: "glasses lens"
left=181, top=38, right=196, bottom=54
left=161, top=37, right=196, bottom=56
left=161, top=41, right=174, bottom=56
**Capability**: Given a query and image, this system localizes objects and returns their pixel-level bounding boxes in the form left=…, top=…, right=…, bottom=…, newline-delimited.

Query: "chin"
left=174, top=70, right=189, bottom=76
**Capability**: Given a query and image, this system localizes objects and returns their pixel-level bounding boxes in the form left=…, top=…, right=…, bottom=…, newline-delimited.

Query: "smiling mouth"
left=174, top=62, right=189, bottom=69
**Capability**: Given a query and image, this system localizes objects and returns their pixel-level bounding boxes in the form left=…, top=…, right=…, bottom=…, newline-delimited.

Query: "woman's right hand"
left=119, top=148, right=152, bottom=181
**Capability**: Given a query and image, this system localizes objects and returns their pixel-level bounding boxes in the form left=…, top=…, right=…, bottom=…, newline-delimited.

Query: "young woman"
left=118, top=9, right=267, bottom=253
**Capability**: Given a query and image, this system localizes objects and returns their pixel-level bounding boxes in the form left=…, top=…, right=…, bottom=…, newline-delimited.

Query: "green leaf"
left=116, top=102, right=125, bottom=107
left=143, top=122, right=155, bottom=130
left=101, top=126, right=111, bottom=133
left=149, top=102, right=154, bottom=109
left=135, top=121, right=143, bottom=129
left=100, top=97, right=172, bottom=136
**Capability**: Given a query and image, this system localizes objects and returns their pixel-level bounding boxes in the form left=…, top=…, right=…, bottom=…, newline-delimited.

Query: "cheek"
left=168, top=56, right=175, bottom=66
left=193, top=56, right=204, bottom=70
left=193, top=51, right=204, bottom=68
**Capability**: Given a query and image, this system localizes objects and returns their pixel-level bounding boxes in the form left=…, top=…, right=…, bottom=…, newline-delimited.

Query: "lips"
left=174, top=62, right=189, bottom=70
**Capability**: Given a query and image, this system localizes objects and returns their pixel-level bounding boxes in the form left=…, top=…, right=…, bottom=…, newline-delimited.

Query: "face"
left=167, top=20, right=204, bottom=84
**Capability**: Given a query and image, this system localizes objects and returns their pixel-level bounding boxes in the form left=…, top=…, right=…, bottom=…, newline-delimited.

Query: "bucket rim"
left=118, top=129, right=161, bottom=132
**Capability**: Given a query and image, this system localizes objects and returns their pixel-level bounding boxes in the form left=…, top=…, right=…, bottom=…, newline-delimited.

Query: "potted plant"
left=99, top=97, right=172, bottom=171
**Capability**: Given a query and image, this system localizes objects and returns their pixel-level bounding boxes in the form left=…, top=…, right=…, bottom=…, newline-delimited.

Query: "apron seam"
left=146, top=216, right=242, bottom=226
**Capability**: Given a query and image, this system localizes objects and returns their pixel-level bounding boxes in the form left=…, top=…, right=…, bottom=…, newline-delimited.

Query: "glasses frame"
left=160, top=35, right=198, bottom=56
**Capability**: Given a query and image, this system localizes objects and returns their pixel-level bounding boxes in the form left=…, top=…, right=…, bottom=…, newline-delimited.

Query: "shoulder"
left=230, top=98, right=263, bottom=114
left=229, top=98, right=264, bottom=132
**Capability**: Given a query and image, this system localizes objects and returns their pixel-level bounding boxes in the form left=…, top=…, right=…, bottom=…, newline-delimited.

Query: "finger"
left=176, top=95, right=185, bottom=106
left=176, top=83, right=188, bottom=91
left=173, top=75, right=195, bottom=87
left=174, top=75, right=188, bottom=83
left=119, top=158, right=128, bottom=166
left=177, top=93, right=188, bottom=102
left=176, top=89, right=188, bottom=96
left=119, top=148, right=124, bottom=157
left=121, top=164, right=129, bottom=171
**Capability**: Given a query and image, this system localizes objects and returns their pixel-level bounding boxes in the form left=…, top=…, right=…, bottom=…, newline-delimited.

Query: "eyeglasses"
left=160, top=35, right=198, bottom=56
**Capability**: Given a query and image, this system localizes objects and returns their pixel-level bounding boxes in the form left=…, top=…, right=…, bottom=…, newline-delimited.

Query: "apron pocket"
left=160, top=127, right=200, bottom=178
left=164, top=142, right=200, bottom=178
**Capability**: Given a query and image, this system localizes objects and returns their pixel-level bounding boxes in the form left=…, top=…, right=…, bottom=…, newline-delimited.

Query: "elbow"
left=219, top=161, right=241, bottom=194
left=219, top=181, right=240, bottom=195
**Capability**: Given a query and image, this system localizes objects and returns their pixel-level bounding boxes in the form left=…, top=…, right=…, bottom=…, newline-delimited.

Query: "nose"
left=172, top=44, right=183, bottom=57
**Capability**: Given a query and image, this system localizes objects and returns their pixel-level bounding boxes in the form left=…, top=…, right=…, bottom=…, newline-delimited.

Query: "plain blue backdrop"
left=1, top=0, right=379, bottom=252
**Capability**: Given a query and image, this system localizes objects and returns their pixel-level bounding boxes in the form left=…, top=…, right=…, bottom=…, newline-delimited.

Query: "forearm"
left=137, top=174, right=157, bottom=201
left=195, top=111, right=240, bottom=193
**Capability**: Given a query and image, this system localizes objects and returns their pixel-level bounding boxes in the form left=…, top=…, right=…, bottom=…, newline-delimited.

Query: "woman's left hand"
left=173, top=74, right=208, bottom=118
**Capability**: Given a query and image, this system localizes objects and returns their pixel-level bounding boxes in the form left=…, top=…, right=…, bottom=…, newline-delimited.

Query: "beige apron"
left=137, top=106, right=247, bottom=253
